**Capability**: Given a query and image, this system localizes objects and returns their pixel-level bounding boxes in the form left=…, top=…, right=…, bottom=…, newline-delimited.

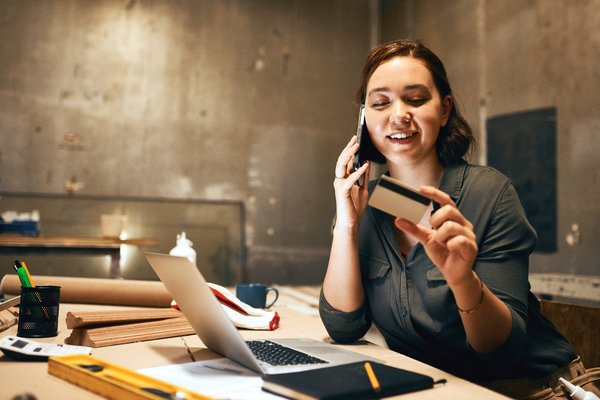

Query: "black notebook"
left=261, top=361, right=434, bottom=400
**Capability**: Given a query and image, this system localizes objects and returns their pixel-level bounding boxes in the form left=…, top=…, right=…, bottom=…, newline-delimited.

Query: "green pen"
left=14, top=260, right=47, bottom=319
left=14, top=260, right=32, bottom=287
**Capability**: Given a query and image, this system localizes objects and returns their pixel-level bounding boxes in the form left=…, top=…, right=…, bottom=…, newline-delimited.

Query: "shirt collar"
left=437, top=160, right=467, bottom=203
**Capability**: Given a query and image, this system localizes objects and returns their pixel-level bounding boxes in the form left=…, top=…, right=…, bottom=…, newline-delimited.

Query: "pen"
left=14, top=260, right=48, bottom=318
left=14, top=260, right=32, bottom=287
left=364, top=362, right=381, bottom=393
left=23, top=261, right=49, bottom=318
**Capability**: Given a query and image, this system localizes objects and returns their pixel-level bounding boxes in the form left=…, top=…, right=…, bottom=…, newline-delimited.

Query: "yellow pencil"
left=21, top=261, right=37, bottom=287
left=364, top=362, right=381, bottom=392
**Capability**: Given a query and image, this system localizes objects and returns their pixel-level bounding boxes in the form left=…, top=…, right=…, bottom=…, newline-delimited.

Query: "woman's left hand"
left=394, top=186, right=478, bottom=287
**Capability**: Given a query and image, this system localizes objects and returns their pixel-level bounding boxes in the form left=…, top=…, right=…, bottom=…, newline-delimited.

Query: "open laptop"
left=144, top=252, right=375, bottom=375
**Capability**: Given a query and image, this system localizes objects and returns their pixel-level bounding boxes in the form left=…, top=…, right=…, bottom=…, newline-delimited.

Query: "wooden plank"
left=65, top=317, right=195, bottom=348
left=0, top=296, right=20, bottom=311
left=0, top=309, right=18, bottom=332
left=66, top=308, right=182, bottom=329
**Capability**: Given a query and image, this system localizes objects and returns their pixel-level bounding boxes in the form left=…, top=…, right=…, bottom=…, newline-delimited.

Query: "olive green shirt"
left=320, top=161, right=575, bottom=382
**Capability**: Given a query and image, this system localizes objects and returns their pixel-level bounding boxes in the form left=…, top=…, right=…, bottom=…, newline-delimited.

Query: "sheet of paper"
left=138, top=358, right=286, bottom=400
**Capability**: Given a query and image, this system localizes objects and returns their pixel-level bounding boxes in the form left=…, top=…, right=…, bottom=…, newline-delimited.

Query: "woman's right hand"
left=333, top=135, right=370, bottom=230
left=324, top=136, right=370, bottom=311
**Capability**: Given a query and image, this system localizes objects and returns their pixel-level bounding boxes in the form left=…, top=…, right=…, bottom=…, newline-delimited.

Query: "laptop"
left=144, top=252, right=375, bottom=375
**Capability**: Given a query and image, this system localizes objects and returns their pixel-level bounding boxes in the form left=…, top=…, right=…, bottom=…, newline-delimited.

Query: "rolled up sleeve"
left=467, top=182, right=536, bottom=366
left=318, top=289, right=371, bottom=344
left=467, top=305, right=528, bottom=365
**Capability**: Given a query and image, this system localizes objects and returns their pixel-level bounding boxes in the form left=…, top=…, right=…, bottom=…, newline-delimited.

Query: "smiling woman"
left=363, top=56, right=452, bottom=171
left=320, top=39, right=598, bottom=400
left=354, top=39, right=474, bottom=169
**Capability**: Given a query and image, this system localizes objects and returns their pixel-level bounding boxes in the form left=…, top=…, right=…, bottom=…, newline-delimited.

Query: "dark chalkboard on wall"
left=486, top=107, right=557, bottom=253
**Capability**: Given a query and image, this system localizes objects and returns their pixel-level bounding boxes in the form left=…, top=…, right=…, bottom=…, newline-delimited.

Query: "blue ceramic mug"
left=235, top=283, right=279, bottom=309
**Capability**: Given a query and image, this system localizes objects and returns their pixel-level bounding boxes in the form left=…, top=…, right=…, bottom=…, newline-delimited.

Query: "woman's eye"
left=407, top=98, right=427, bottom=106
left=371, top=100, right=389, bottom=108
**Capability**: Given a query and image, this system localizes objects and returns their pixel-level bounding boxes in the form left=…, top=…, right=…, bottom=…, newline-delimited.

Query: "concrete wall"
left=0, top=0, right=372, bottom=283
left=1, top=0, right=598, bottom=298
left=381, top=0, right=600, bottom=304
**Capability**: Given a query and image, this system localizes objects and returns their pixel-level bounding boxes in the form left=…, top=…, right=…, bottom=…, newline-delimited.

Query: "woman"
left=319, top=39, right=586, bottom=399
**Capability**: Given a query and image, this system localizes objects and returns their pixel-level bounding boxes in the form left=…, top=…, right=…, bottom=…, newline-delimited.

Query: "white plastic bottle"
left=169, top=232, right=197, bottom=265
left=559, top=378, right=600, bottom=400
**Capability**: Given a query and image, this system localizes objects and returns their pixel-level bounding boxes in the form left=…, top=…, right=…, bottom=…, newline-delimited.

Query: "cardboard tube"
left=1, top=275, right=172, bottom=307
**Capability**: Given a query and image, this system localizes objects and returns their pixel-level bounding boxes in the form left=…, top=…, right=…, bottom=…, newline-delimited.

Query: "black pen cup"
left=17, top=285, right=61, bottom=338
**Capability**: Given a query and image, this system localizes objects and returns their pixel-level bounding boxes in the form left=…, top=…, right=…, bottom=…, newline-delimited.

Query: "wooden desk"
left=0, top=288, right=509, bottom=400
left=0, top=236, right=159, bottom=278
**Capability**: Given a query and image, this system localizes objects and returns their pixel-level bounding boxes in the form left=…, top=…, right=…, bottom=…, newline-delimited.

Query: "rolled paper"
left=1, top=275, right=172, bottom=307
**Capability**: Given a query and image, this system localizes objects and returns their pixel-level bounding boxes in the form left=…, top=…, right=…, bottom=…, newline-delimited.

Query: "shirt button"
left=401, top=307, right=408, bottom=316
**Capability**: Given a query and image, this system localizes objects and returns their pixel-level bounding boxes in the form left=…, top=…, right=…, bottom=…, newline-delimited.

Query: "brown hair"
left=356, top=39, right=475, bottom=166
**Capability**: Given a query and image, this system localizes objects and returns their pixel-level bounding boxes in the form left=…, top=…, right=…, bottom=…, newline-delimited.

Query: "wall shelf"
left=0, top=236, right=158, bottom=249
left=0, top=235, right=159, bottom=278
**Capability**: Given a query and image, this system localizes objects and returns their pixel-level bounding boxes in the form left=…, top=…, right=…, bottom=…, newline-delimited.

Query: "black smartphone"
left=353, top=104, right=368, bottom=186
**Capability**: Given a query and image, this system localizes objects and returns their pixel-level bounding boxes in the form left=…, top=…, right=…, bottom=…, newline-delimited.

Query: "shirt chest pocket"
left=421, top=266, right=460, bottom=332
left=426, top=266, right=446, bottom=285
left=424, top=266, right=452, bottom=301
left=360, top=255, right=394, bottom=300
left=360, top=255, right=395, bottom=324
left=361, top=255, right=392, bottom=280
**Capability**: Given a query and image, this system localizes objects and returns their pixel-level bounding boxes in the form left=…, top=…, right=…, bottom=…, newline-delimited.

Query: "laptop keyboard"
left=246, top=340, right=328, bottom=366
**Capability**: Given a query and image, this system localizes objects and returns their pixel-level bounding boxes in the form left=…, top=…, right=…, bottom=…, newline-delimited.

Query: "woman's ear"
left=441, top=95, right=452, bottom=127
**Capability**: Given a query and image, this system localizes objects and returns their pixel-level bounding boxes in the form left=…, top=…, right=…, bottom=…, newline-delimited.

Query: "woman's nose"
left=390, top=101, right=410, bottom=124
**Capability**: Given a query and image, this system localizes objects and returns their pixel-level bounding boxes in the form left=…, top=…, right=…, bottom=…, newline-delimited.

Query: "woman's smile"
left=387, top=130, right=417, bottom=144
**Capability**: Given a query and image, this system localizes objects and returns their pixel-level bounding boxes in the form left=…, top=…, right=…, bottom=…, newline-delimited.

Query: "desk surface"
left=0, top=287, right=509, bottom=400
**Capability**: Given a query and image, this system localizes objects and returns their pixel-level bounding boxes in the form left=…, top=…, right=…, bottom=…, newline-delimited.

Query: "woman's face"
left=364, top=56, right=451, bottom=168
